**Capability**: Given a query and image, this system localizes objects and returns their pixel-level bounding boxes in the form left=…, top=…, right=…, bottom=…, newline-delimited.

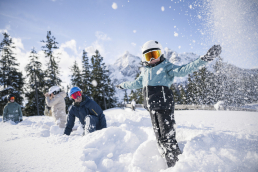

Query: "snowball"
left=91, top=80, right=97, bottom=87
left=161, top=6, right=165, bottom=11
left=174, top=32, right=178, bottom=37
left=214, top=101, right=224, bottom=111
left=112, top=3, right=118, bottom=10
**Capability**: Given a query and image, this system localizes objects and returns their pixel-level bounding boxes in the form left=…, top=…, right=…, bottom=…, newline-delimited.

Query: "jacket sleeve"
left=120, top=72, right=144, bottom=89
left=45, top=96, right=59, bottom=107
left=64, top=108, right=75, bottom=136
left=3, top=105, right=8, bottom=122
left=167, top=57, right=207, bottom=77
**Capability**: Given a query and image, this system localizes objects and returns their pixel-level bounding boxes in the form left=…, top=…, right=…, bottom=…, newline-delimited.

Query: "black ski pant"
left=149, top=109, right=181, bottom=167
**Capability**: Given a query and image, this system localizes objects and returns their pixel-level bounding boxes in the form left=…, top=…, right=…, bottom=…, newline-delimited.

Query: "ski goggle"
left=143, top=50, right=162, bottom=62
left=10, top=97, right=15, bottom=100
left=70, top=91, right=82, bottom=99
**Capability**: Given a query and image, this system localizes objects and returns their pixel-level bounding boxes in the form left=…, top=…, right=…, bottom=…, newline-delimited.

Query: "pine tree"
left=179, top=85, right=187, bottom=105
left=64, top=85, right=73, bottom=114
left=70, top=60, right=83, bottom=88
left=186, top=74, right=195, bottom=104
left=0, top=32, right=24, bottom=115
left=81, top=50, right=91, bottom=96
left=90, top=50, right=116, bottom=109
left=23, top=48, right=45, bottom=116
left=41, top=31, right=62, bottom=92
left=170, top=84, right=180, bottom=105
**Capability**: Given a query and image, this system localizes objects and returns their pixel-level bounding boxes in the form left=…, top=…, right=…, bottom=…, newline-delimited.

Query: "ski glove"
left=19, top=119, right=23, bottom=122
left=116, top=85, right=124, bottom=89
left=201, top=45, right=222, bottom=62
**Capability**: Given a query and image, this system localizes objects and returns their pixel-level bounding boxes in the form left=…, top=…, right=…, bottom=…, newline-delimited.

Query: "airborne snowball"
left=92, top=80, right=98, bottom=87
left=174, top=32, right=178, bottom=37
left=161, top=6, right=165, bottom=11
left=112, top=2, right=118, bottom=9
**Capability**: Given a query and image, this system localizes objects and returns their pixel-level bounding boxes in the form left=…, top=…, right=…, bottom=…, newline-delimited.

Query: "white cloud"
left=161, top=6, right=165, bottom=11
left=60, top=39, right=77, bottom=54
left=112, top=2, right=118, bottom=10
left=12, top=38, right=24, bottom=50
left=95, top=31, right=111, bottom=41
left=131, top=42, right=136, bottom=46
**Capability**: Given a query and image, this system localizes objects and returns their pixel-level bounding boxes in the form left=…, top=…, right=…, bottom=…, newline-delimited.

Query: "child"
left=64, top=87, right=107, bottom=136
left=45, top=86, right=67, bottom=128
left=3, top=94, right=23, bottom=123
left=117, top=40, right=221, bottom=167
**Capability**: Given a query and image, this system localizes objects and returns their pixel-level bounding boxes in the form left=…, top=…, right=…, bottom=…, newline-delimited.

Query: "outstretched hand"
left=116, top=85, right=124, bottom=89
left=201, top=45, right=222, bottom=62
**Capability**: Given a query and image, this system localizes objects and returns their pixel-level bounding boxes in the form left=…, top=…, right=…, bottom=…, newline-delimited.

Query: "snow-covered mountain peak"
left=114, top=51, right=141, bottom=69
left=164, top=48, right=199, bottom=66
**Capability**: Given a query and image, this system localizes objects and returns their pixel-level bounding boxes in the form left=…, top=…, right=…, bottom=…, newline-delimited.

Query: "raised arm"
left=119, top=72, right=144, bottom=89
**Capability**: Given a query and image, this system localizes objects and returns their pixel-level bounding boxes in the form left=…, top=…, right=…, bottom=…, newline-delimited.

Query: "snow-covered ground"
left=0, top=108, right=258, bottom=172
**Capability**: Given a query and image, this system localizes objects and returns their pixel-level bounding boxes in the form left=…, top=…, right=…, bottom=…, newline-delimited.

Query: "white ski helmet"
left=141, top=40, right=163, bottom=62
left=48, top=86, right=61, bottom=95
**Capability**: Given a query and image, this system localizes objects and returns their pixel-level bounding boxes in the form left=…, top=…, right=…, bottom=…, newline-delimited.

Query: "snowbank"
left=0, top=109, right=258, bottom=172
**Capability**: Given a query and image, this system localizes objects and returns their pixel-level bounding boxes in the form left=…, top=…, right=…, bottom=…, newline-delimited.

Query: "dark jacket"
left=64, top=95, right=106, bottom=135
left=143, top=85, right=174, bottom=111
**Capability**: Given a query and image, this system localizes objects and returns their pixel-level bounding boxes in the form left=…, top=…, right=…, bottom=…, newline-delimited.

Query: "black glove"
left=19, top=119, right=23, bottom=122
left=201, top=45, right=222, bottom=62
left=116, top=85, right=124, bottom=89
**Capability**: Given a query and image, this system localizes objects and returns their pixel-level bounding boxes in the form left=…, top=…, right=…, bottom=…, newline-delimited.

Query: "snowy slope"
left=1, top=109, right=258, bottom=172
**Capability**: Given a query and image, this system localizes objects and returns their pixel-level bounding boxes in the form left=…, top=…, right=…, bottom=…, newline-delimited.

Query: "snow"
left=1, top=108, right=258, bottom=172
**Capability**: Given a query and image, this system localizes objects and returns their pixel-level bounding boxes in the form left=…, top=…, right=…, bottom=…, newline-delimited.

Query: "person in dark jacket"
left=116, top=40, right=222, bottom=168
left=64, top=87, right=107, bottom=136
left=3, top=94, right=23, bottom=123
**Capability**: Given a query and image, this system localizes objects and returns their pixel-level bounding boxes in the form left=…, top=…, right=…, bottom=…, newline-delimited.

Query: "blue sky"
left=0, top=0, right=257, bottom=86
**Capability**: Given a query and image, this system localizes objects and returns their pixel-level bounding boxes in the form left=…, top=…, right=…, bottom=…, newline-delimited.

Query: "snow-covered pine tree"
left=178, top=85, right=187, bottom=105
left=24, top=48, right=45, bottom=116
left=0, top=32, right=24, bottom=115
left=186, top=74, right=195, bottom=104
left=170, top=84, right=180, bottom=105
left=41, top=31, right=62, bottom=91
left=81, top=50, right=91, bottom=96
left=70, top=60, right=83, bottom=88
left=90, top=50, right=116, bottom=109
left=64, top=85, right=73, bottom=114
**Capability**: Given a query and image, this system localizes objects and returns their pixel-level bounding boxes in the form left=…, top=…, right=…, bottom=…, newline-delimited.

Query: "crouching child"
left=64, top=87, right=107, bottom=136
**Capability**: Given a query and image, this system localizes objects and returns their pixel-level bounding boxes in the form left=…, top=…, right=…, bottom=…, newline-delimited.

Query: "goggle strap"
left=142, top=48, right=160, bottom=55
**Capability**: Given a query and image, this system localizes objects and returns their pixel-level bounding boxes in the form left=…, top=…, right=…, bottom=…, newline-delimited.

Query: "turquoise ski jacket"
left=120, top=57, right=207, bottom=89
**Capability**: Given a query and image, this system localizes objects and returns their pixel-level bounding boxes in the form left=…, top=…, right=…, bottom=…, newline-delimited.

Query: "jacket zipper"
left=162, top=86, right=166, bottom=102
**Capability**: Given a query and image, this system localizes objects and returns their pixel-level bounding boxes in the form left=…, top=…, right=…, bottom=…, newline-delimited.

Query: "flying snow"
left=174, top=32, right=179, bottom=37
left=91, top=80, right=98, bottom=87
left=112, top=2, right=118, bottom=10
left=161, top=6, right=165, bottom=11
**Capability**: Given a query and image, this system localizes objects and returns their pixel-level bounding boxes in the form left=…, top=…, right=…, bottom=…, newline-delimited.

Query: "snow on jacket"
left=120, top=57, right=207, bottom=110
left=3, top=102, right=23, bottom=123
left=45, top=90, right=66, bottom=128
left=64, top=95, right=107, bottom=136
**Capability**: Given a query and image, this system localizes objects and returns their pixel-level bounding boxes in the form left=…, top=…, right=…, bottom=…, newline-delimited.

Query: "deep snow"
left=0, top=108, right=258, bottom=172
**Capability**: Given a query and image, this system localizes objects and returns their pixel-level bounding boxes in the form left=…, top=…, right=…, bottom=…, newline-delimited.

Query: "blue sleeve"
left=64, top=107, right=75, bottom=135
left=120, top=72, right=143, bottom=89
left=167, top=58, right=207, bottom=77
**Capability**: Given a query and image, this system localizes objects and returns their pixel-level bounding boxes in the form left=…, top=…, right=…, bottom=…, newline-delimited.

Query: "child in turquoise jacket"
left=117, top=40, right=221, bottom=168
